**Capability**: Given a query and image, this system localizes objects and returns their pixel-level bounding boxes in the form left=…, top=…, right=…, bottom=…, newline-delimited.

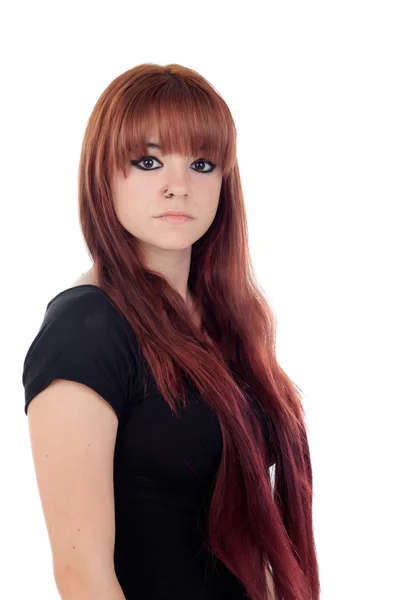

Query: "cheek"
left=195, top=202, right=219, bottom=235
left=205, top=195, right=221, bottom=221
left=113, top=180, right=142, bottom=220
left=113, top=192, right=129, bottom=222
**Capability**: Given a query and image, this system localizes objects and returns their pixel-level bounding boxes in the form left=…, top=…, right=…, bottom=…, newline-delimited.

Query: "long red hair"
left=77, top=63, right=320, bottom=600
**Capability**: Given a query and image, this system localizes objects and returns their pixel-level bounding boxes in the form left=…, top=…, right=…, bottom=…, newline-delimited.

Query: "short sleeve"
left=22, top=286, right=135, bottom=421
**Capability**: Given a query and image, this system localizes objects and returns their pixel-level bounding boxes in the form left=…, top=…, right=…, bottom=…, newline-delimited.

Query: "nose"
left=163, top=164, right=190, bottom=198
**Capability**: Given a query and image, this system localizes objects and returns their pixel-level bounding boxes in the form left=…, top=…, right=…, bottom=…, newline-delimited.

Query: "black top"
left=22, top=285, right=249, bottom=600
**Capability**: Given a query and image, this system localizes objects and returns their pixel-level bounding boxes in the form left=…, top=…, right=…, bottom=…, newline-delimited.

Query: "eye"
left=192, top=159, right=217, bottom=173
left=130, top=156, right=217, bottom=173
left=130, top=156, right=162, bottom=170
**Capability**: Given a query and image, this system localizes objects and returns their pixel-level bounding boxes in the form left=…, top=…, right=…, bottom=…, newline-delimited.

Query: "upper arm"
left=27, top=377, right=119, bottom=582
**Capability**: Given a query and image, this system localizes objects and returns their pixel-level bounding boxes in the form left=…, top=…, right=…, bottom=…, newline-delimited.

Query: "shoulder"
left=47, top=267, right=122, bottom=327
left=39, top=284, right=138, bottom=359
left=46, top=284, right=117, bottom=320
left=22, top=284, right=141, bottom=419
left=69, top=266, right=98, bottom=288
left=45, top=278, right=132, bottom=331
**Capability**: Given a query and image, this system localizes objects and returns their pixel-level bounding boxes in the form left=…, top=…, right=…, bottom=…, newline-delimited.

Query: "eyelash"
left=130, top=155, right=217, bottom=173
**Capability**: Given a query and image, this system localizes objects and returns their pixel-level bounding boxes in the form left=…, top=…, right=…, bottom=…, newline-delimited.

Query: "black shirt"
left=22, top=285, right=248, bottom=599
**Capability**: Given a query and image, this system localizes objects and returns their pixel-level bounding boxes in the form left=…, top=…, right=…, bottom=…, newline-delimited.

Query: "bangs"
left=107, top=77, right=236, bottom=179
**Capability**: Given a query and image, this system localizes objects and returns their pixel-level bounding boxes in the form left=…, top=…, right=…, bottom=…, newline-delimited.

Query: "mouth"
left=155, top=215, right=194, bottom=223
left=156, top=210, right=194, bottom=218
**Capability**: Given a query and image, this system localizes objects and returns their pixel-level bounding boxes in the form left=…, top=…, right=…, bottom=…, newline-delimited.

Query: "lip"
left=156, top=211, right=194, bottom=218
left=156, top=215, right=194, bottom=223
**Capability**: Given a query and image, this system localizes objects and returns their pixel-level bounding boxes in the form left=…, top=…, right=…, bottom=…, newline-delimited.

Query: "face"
left=111, top=138, right=223, bottom=258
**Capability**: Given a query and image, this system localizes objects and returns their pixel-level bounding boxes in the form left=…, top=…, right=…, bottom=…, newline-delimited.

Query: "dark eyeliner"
left=196, top=158, right=217, bottom=170
left=130, top=155, right=161, bottom=170
left=130, top=156, right=217, bottom=172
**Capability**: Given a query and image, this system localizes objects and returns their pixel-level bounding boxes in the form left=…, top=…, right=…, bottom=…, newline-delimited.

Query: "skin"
left=73, top=131, right=223, bottom=324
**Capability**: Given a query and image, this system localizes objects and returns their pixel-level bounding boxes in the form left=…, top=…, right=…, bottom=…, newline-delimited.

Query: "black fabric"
left=22, top=285, right=248, bottom=599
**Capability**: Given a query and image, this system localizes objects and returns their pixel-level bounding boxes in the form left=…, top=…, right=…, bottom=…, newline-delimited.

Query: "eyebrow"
left=145, top=142, right=206, bottom=153
left=146, top=142, right=161, bottom=150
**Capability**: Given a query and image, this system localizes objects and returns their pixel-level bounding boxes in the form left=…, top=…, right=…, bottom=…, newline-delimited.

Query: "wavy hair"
left=77, top=63, right=320, bottom=600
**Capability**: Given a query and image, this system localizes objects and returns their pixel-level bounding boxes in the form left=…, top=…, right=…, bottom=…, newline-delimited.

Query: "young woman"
left=22, top=63, right=320, bottom=600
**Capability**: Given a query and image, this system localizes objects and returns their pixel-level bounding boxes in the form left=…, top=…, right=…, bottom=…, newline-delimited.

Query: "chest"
left=113, top=379, right=223, bottom=497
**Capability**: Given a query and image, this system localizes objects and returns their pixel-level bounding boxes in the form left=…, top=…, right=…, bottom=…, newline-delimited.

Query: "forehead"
left=142, top=124, right=205, bottom=152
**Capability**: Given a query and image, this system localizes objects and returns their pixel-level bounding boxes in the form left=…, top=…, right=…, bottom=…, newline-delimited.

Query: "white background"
left=1, top=1, right=399, bottom=598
